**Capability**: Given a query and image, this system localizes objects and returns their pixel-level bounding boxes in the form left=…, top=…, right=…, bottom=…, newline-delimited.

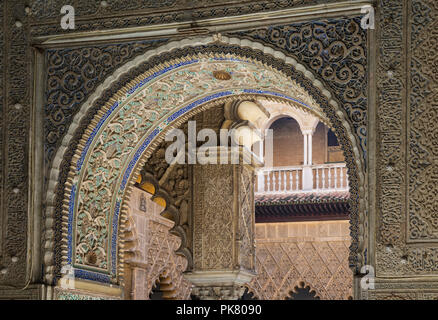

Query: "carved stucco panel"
left=238, top=165, right=256, bottom=272
left=28, top=0, right=339, bottom=37
left=377, top=0, right=438, bottom=278
left=408, top=0, right=438, bottom=242
left=248, top=221, right=352, bottom=300
left=375, top=0, right=407, bottom=276
left=251, top=244, right=352, bottom=300
left=126, top=188, right=192, bottom=300
left=0, top=1, right=30, bottom=286
left=192, top=164, right=234, bottom=270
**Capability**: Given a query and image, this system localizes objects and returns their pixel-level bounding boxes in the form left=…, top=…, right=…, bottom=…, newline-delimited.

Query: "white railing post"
left=272, top=171, right=277, bottom=192
left=282, top=170, right=287, bottom=192
left=328, top=167, right=332, bottom=189
left=257, top=170, right=264, bottom=193
left=266, top=171, right=271, bottom=192
left=315, top=168, right=320, bottom=190
left=340, top=167, right=344, bottom=189
left=346, top=167, right=349, bottom=189
left=302, top=166, right=313, bottom=191
left=322, top=167, right=326, bottom=189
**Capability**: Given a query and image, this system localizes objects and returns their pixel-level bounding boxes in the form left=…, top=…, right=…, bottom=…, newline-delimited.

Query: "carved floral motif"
left=45, top=40, right=168, bottom=166
left=29, top=0, right=334, bottom=37
left=408, top=0, right=438, bottom=242
left=192, top=165, right=234, bottom=270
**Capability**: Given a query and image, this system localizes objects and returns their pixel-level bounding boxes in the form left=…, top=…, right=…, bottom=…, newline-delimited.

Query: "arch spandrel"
left=46, top=37, right=366, bottom=286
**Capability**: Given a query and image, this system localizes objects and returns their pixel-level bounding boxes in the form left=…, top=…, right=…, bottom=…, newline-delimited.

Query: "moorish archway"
left=44, top=35, right=367, bottom=296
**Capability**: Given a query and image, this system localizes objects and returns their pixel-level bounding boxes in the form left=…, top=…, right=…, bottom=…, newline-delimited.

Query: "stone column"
left=254, top=140, right=265, bottom=193
left=256, top=140, right=264, bottom=162
left=308, top=133, right=313, bottom=165
left=302, top=129, right=314, bottom=191
left=184, top=147, right=262, bottom=300
left=257, top=169, right=264, bottom=193
left=303, top=132, right=308, bottom=165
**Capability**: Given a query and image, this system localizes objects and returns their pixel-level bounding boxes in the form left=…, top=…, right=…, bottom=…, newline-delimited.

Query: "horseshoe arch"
left=44, top=35, right=366, bottom=289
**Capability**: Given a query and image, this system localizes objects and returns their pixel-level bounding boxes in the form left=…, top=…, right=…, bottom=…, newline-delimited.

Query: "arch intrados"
left=267, top=115, right=300, bottom=130
left=118, top=93, right=332, bottom=274
left=258, top=105, right=328, bottom=135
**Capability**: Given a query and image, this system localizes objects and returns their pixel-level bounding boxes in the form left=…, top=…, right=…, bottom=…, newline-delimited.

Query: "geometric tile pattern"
left=247, top=240, right=353, bottom=300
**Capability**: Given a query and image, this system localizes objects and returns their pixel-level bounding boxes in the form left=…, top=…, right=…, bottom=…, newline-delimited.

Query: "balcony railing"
left=256, top=163, right=349, bottom=194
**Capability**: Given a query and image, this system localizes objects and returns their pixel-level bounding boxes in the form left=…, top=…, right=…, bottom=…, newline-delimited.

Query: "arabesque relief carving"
left=376, top=0, right=438, bottom=280
left=408, top=0, right=438, bottom=242
left=45, top=40, right=168, bottom=167
left=0, top=1, right=30, bottom=287
left=2, top=0, right=438, bottom=301
left=192, top=164, right=235, bottom=270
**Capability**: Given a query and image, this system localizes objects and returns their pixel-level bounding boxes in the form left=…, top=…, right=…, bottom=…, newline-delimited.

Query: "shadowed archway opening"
left=149, top=273, right=176, bottom=300
left=286, top=282, right=320, bottom=300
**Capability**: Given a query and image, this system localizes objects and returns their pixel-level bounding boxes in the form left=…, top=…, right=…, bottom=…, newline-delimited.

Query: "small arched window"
left=327, top=129, right=339, bottom=147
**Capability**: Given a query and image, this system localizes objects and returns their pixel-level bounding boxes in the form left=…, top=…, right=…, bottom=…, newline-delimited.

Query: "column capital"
left=184, top=270, right=255, bottom=300
left=191, top=285, right=246, bottom=300
left=301, top=128, right=316, bottom=136
left=188, top=162, right=257, bottom=299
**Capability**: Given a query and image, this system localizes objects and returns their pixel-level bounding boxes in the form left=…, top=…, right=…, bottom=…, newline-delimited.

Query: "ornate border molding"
left=29, top=0, right=371, bottom=39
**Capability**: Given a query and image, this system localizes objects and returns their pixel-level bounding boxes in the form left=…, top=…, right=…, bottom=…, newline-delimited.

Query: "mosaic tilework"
left=111, top=201, right=121, bottom=275
left=74, top=269, right=111, bottom=283
left=67, top=185, right=76, bottom=264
